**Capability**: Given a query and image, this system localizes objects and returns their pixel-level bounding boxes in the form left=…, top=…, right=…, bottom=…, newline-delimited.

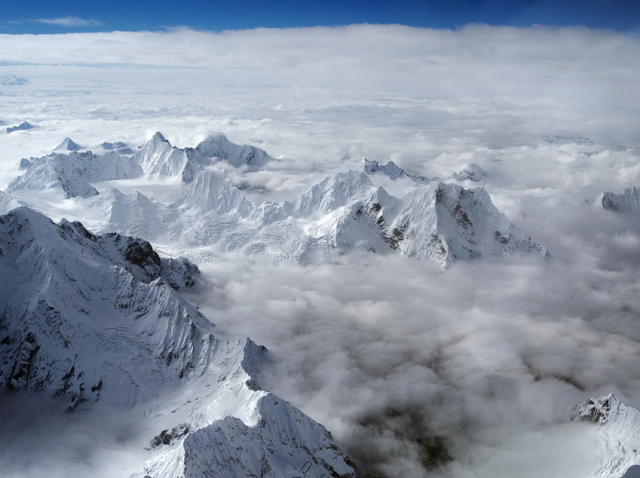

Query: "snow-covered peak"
left=434, top=183, right=546, bottom=264
left=173, top=171, right=255, bottom=216
left=453, top=163, right=488, bottom=183
left=363, top=158, right=430, bottom=182
left=192, top=132, right=272, bottom=170
left=573, top=394, right=640, bottom=478
left=54, top=137, right=82, bottom=152
left=365, top=182, right=546, bottom=266
left=134, top=132, right=271, bottom=181
left=135, top=132, right=192, bottom=180
left=151, top=131, right=168, bottom=143
left=364, top=158, right=408, bottom=180
left=7, top=155, right=98, bottom=199
left=7, top=151, right=142, bottom=199
left=594, top=187, right=640, bottom=213
left=0, top=74, right=28, bottom=85
left=574, top=394, right=640, bottom=432
left=6, top=121, right=33, bottom=133
left=292, top=170, right=377, bottom=218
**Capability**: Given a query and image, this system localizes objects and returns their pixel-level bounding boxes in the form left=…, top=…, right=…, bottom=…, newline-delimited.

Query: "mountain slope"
left=54, top=137, right=82, bottom=152
left=190, top=132, right=272, bottom=170
left=573, top=394, right=640, bottom=478
left=8, top=151, right=142, bottom=198
left=594, top=187, right=640, bottom=212
left=0, top=207, right=357, bottom=478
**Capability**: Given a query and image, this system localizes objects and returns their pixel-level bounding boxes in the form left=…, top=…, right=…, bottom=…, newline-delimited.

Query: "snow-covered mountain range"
left=0, top=206, right=357, bottom=478
left=4, top=133, right=546, bottom=266
left=2, top=131, right=639, bottom=477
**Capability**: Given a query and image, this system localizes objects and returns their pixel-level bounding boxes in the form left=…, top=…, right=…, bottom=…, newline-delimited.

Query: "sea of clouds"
left=1, top=23, right=640, bottom=477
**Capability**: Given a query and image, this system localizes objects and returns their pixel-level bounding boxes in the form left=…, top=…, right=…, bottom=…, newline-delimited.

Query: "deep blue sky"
left=2, top=0, right=639, bottom=34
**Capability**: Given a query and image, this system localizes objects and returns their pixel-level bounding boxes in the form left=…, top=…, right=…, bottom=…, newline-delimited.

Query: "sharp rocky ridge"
left=0, top=206, right=357, bottom=478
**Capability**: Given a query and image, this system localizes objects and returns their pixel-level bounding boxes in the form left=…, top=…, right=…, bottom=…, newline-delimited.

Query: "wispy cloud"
left=32, top=17, right=102, bottom=27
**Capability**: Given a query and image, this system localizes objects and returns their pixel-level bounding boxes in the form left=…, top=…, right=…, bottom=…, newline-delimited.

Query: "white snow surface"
left=573, top=394, right=640, bottom=478
left=0, top=207, right=356, bottom=478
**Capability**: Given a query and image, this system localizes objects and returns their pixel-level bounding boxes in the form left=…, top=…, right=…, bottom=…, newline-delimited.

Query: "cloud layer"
left=0, top=25, right=639, bottom=105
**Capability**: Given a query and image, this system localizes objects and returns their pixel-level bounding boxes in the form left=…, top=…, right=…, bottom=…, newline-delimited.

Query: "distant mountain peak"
left=6, top=121, right=34, bottom=133
left=0, top=74, right=28, bottom=86
left=363, top=158, right=430, bottom=182
left=593, top=187, right=640, bottom=213
left=54, top=137, right=82, bottom=152
left=453, top=163, right=488, bottom=183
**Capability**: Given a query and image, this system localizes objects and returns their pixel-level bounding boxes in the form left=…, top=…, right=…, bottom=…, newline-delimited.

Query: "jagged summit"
left=363, top=158, right=430, bottom=182
left=174, top=170, right=255, bottom=216
left=192, top=132, right=271, bottom=170
left=6, top=121, right=33, bottom=133
left=151, top=131, right=168, bottom=142
left=135, top=132, right=191, bottom=180
left=8, top=150, right=141, bottom=199
left=0, top=206, right=357, bottom=477
left=291, top=170, right=377, bottom=218
left=134, top=132, right=272, bottom=182
left=54, top=137, right=82, bottom=152
left=9, top=132, right=271, bottom=197
left=453, top=163, right=488, bottom=183
left=573, top=394, right=640, bottom=478
left=101, top=141, right=134, bottom=154
left=593, top=187, right=640, bottom=212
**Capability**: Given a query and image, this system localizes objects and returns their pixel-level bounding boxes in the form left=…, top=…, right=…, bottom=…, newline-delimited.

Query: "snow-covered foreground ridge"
left=0, top=207, right=357, bottom=478
left=573, top=394, right=640, bottom=478
left=5, top=133, right=547, bottom=266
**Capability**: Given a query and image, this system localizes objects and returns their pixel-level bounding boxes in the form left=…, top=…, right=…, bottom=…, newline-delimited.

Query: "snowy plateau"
left=0, top=131, right=637, bottom=478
